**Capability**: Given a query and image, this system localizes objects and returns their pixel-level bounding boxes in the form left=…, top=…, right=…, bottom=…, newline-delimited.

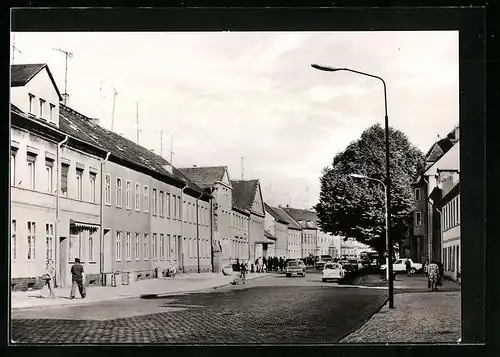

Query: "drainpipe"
left=196, top=192, right=203, bottom=273
left=209, top=187, right=214, bottom=273
left=55, top=135, right=69, bottom=288
left=180, top=184, right=188, bottom=273
left=100, top=152, right=111, bottom=285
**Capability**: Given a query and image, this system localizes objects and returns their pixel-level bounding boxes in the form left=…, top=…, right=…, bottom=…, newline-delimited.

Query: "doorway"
left=58, top=236, right=68, bottom=287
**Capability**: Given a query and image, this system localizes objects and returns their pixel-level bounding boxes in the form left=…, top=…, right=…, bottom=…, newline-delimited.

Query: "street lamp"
left=312, top=64, right=394, bottom=308
left=349, top=174, right=390, bottom=282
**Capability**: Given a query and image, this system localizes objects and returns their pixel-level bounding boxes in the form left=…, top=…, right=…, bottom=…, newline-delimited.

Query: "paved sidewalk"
left=11, top=272, right=272, bottom=311
left=341, top=275, right=461, bottom=343
left=359, top=273, right=461, bottom=291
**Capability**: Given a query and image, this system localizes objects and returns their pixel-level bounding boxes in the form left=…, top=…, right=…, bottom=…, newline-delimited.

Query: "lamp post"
left=312, top=64, right=394, bottom=308
left=349, top=174, right=390, bottom=282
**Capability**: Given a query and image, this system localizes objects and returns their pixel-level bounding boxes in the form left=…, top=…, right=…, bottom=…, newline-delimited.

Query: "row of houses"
left=10, top=63, right=341, bottom=291
left=404, top=125, right=460, bottom=281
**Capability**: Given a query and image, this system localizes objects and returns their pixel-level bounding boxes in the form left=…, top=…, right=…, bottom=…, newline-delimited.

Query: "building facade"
left=264, top=204, right=289, bottom=259
left=270, top=206, right=302, bottom=259
left=281, top=207, right=318, bottom=258
left=10, top=64, right=106, bottom=289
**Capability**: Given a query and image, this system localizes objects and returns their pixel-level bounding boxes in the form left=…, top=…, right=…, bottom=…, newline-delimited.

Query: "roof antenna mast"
left=169, top=134, right=175, bottom=165
left=111, top=87, right=118, bottom=131
left=52, top=47, right=73, bottom=105
left=136, top=101, right=140, bottom=144
left=11, top=34, right=23, bottom=64
left=241, top=157, right=244, bottom=180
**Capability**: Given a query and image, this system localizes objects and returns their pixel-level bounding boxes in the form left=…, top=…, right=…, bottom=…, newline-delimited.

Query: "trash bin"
left=156, top=267, right=163, bottom=279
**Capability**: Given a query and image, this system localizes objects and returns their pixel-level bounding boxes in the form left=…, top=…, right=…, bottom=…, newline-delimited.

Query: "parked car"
left=320, top=254, right=333, bottom=262
left=348, top=259, right=359, bottom=272
left=285, top=260, right=306, bottom=277
left=322, top=262, right=345, bottom=282
left=380, top=258, right=423, bottom=274
left=315, top=259, right=327, bottom=270
left=338, top=260, right=353, bottom=274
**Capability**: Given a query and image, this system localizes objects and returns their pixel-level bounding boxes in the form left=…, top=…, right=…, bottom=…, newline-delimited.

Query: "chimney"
left=90, top=118, right=100, bottom=126
left=162, top=164, right=173, bottom=174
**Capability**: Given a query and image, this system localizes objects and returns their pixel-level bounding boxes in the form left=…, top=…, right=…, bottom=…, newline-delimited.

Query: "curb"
left=339, top=296, right=390, bottom=343
left=11, top=273, right=273, bottom=312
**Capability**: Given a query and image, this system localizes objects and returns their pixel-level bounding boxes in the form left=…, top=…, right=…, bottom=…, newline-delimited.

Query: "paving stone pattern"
left=12, top=285, right=387, bottom=344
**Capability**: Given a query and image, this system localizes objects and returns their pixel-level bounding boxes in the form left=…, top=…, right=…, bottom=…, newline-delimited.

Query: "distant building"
left=264, top=203, right=289, bottom=258
left=340, top=238, right=370, bottom=258
left=281, top=206, right=318, bottom=257
left=270, top=206, right=302, bottom=259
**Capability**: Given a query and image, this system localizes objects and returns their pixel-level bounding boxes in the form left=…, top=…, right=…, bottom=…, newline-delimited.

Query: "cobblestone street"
left=11, top=270, right=388, bottom=344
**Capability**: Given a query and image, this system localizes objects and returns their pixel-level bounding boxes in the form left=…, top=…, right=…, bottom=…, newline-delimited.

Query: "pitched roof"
left=264, top=203, right=289, bottom=225
left=58, top=104, right=205, bottom=195
left=231, top=180, right=259, bottom=211
left=11, top=64, right=63, bottom=101
left=271, top=206, right=303, bottom=230
left=264, top=230, right=277, bottom=240
left=281, top=207, right=318, bottom=229
left=178, top=166, right=227, bottom=189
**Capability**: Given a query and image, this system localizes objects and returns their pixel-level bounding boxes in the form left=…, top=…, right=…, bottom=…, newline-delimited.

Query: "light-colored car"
left=285, top=260, right=306, bottom=277
left=322, top=262, right=345, bottom=282
left=380, top=258, right=423, bottom=274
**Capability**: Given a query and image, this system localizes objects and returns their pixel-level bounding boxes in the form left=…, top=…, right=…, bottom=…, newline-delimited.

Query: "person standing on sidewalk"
left=405, top=259, right=412, bottom=277
left=70, top=258, right=86, bottom=299
left=427, top=260, right=439, bottom=291
left=239, top=260, right=247, bottom=284
left=39, top=259, right=55, bottom=299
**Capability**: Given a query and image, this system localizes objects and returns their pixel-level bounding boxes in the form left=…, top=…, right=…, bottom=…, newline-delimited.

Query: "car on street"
left=321, top=262, right=346, bottom=282
left=338, top=260, right=353, bottom=274
left=285, top=260, right=306, bottom=277
left=380, top=258, right=423, bottom=274
left=315, top=259, right=327, bottom=270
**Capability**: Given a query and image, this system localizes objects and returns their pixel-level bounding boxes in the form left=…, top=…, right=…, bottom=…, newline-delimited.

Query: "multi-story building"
left=317, top=231, right=341, bottom=258
left=59, top=105, right=212, bottom=282
left=410, top=126, right=459, bottom=264
left=178, top=166, right=249, bottom=271
left=231, top=180, right=266, bottom=262
left=264, top=203, right=288, bottom=259
left=270, top=206, right=302, bottom=259
left=281, top=207, right=318, bottom=258
left=340, top=238, right=371, bottom=258
left=10, top=64, right=106, bottom=289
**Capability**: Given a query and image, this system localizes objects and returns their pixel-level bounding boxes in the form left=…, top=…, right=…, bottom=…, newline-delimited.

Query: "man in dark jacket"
left=70, top=257, right=86, bottom=299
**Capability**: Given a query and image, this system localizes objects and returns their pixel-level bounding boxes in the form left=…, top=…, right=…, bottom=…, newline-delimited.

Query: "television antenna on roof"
left=52, top=47, right=73, bottom=105
left=11, top=34, right=23, bottom=64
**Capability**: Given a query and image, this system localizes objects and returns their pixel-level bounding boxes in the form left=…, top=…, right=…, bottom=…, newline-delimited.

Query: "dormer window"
left=39, top=98, right=46, bottom=118
left=28, top=93, right=35, bottom=114
left=49, top=103, right=55, bottom=122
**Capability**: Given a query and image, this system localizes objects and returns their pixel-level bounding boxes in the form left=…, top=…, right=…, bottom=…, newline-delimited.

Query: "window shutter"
left=61, top=164, right=69, bottom=193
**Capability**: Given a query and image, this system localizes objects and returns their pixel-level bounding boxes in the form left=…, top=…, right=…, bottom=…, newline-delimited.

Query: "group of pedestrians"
left=39, top=257, right=87, bottom=300
left=251, top=256, right=286, bottom=273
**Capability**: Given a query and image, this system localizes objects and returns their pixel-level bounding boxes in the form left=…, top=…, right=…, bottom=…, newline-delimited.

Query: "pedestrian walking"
left=437, top=260, right=444, bottom=287
left=424, top=260, right=429, bottom=277
left=39, top=259, right=55, bottom=299
left=427, top=260, right=439, bottom=291
left=405, top=259, right=412, bottom=276
left=240, top=260, right=247, bottom=284
left=70, top=257, right=86, bottom=299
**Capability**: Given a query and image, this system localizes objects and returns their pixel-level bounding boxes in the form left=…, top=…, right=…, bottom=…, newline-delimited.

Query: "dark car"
left=338, top=260, right=353, bottom=273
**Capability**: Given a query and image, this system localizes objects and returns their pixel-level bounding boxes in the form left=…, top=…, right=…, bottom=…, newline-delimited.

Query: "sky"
left=10, top=31, right=459, bottom=209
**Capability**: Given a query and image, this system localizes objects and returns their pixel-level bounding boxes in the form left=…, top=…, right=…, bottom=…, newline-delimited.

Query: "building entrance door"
left=58, top=236, right=68, bottom=287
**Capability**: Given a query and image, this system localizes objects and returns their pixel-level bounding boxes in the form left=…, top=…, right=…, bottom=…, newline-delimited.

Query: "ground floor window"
left=45, top=223, right=54, bottom=260
left=27, top=221, right=36, bottom=260
left=116, top=231, right=122, bottom=261
left=160, top=234, right=164, bottom=260
left=12, top=219, right=17, bottom=260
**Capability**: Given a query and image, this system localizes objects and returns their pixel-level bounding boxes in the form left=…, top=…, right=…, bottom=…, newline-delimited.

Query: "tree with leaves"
left=315, top=123, right=424, bottom=254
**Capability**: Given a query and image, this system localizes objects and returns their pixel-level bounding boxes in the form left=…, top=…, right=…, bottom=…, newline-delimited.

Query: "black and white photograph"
left=9, top=9, right=482, bottom=346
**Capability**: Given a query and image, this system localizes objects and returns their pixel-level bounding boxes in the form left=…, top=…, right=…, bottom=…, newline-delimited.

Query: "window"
left=173, top=195, right=177, bottom=218
left=89, top=173, right=96, bottom=203
left=159, top=191, right=164, bottom=216
left=116, top=231, right=122, bottom=261
left=173, top=235, right=177, bottom=260
left=11, top=151, right=16, bottom=186
left=152, top=233, right=157, bottom=260
left=160, top=234, right=165, bottom=260
left=12, top=220, right=16, bottom=260
left=49, top=103, right=55, bottom=122
left=39, top=98, right=46, bottom=118
left=104, top=174, right=111, bottom=205
left=183, top=201, right=187, bottom=221
left=116, top=178, right=123, bottom=207
left=76, top=169, right=83, bottom=200
left=126, top=180, right=132, bottom=209
left=27, top=154, right=36, bottom=190
left=415, top=212, right=422, bottom=226
left=167, top=193, right=171, bottom=217
left=152, top=188, right=157, bottom=215
left=89, top=231, right=94, bottom=262
left=144, top=186, right=149, bottom=212
left=187, top=203, right=191, bottom=222
left=144, top=233, right=149, bottom=260
left=135, top=183, right=140, bottom=211
left=135, top=233, right=140, bottom=260
left=126, top=232, right=131, bottom=261
left=29, top=93, right=35, bottom=114
left=457, top=195, right=461, bottom=224
left=45, top=223, right=54, bottom=260
left=177, top=197, right=181, bottom=218
left=27, top=221, right=36, bottom=260
left=167, top=234, right=171, bottom=260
